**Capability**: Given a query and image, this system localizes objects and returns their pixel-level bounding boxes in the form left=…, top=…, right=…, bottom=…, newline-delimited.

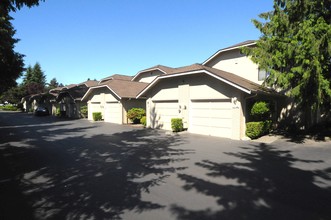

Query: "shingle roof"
left=100, top=74, right=133, bottom=84
left=84, top=79, right=148, bottom=100
left=131, top=65, right=174, bottom=81
left=139, top=65, right=174, bottom=74
left=78, top=80, right=99, bottom=87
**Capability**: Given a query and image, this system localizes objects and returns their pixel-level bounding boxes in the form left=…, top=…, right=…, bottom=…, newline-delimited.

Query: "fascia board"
left=81, top=85, right=122, bottom=101
left=132, top=68, right=168, bottom=81
left=202, top=42, right=257, bottom=65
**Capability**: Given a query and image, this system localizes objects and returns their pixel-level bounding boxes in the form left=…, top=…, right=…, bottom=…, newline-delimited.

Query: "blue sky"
left=11, top=0, right=273, bottom=86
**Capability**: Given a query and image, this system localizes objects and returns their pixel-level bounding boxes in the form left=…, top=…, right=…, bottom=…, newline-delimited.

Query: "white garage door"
left=152, top=101, right=179, bottom=130
left=190, top=99, right=233, bottom=138
left=89, top=102, right=102, bottom=120
left=104, top=102, right=122, bottom=124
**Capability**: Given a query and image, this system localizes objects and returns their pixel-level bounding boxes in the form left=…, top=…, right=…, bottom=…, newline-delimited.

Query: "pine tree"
left=245, top=0, right=331, bottom=128
left=22, top=62, right=47, bottom=94
left=0, top=0, right=44, bottom=94
left=0, top=5, right=24, bottom=93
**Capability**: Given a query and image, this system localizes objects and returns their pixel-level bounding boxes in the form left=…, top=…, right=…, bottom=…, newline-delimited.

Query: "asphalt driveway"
left=0, top=111, right=330, bottom=220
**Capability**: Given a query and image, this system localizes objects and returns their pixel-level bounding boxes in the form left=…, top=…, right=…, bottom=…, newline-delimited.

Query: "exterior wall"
left=205, top=49, right=262, bottom=85
left=86, top=88, right=131, bottom=124
left=87, top=87, right=109, bottom=120
left=122, top=99, right=146, bottom=124
left=134, top=70, right=164, bottom=83
left=145, top=74, right=245, bottom=139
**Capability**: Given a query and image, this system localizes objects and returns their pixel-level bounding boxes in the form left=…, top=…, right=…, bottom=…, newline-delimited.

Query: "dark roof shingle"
left=97, top=79, right=149, bottom=98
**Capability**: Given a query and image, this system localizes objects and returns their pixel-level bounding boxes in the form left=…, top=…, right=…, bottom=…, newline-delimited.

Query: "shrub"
left=246, top=120, right=272, bottom=139
left=140, top=116, right=146, bottom=127
left=80, top=105, right=88, bottom=118
left=171, top=118, right=183, bottom=132
left=127, top=108, right=146, bottom=124
left=92, top=112, right=102, bottom=121
left=251, top=101, right=270, bottom=121
left=0, top=105, right=18, bottom=111
left=55, top=108, right=61, bottom=117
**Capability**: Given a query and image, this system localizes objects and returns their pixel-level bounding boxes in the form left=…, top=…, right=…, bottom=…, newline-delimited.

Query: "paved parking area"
left=0, top=111, right=331, bottom=220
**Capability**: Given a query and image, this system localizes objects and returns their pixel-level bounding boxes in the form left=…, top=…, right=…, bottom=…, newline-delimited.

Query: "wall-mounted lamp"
left=232, top=97, right=238, bottom=105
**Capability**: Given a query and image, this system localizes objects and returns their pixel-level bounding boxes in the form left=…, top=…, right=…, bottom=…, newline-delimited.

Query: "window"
left=258, top=68, right=270, bottom=81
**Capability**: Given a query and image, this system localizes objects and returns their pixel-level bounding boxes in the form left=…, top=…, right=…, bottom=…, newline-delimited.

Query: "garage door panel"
left=153, top=101, right=178, bottom=130
left=209, top=118, right=232, bottom=127
left=104, top=102, right=122, bottom=124
left=190, top=99, right=233, bottom=139
left=89, top=102, right=102, bottom=120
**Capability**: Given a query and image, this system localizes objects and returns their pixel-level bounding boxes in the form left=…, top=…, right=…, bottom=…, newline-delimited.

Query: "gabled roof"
left=82, top=79, right=148, bottom=101
left=203, top=40, right=256, bottom=65
left=137, top=63, right=275, bottom=98
left=131, top=65, right=174, bottom=81
left=57, top=80, right=98, bottom=101
left=78, top=80, right=99, bottom=87
left=99, top=74, right=133, bottom=84
left=62, top=84, right=77, bottom=90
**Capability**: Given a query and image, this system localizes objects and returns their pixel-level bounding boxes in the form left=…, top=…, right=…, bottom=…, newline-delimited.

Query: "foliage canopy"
left=0, top=0, right=44, bottom=94
left=244, top=0, right=331, bottom=126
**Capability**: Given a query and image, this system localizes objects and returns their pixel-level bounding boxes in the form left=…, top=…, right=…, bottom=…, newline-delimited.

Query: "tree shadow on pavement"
left=171, top=143, right=331, bottom=220
left=0, top=116, right=193, bottom=219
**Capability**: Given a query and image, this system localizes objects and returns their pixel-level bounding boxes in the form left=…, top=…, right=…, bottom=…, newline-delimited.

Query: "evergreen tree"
left=0, top=5, right=24, bottom=93
left=47, top=77, right=61, bottom=90
left=245, top=0, right=331, bottom=127
left=0, top=0, right=44, bottom=94
left=22, top=62, right=47, bottom=94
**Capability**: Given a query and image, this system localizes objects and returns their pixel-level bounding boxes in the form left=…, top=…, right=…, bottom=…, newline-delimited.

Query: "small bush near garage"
left=140, top=116, right=146, bottom=127
left=0, top=105, right=18, bottom=111
left=251, top=101, right=270, bottom=121
left=246, top=121, right=272, bottom=139
left=92, top=112, right=102, bottom=121
left=127, top=108, right=146, bottom=124
left=55, top=108, right=61, bottom=117
left=246, top=101, right=273, bottom=139
left=80, top=105, right=88, bottom=118
left=171, top=118, right=183, bottom=132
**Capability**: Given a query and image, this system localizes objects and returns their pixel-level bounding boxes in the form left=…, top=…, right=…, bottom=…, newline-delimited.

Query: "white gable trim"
left=81, top=85, right=122, bottom=101
left=203, top=42, right=256, bottom=65
left=136, top=70, right=251, bottom=98
left=131, top=67, right=168, bottom=82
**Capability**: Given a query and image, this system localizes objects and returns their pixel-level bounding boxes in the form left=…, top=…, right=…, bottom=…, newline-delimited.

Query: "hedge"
left=0, top=105, right=18, bottom=111
left=246, top=120, right=272, bottom=139
left=171, top=118, right=183, bottom=132
left=92, top=112, right=102, bottom=121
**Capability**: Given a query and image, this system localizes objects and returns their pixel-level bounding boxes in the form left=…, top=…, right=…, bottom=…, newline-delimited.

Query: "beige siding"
left=205, top=49, right=262, bottom=85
